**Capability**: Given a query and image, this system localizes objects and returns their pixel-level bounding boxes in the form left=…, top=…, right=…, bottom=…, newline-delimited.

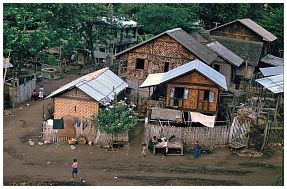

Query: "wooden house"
left=140, top=59, right=227, bottom=115
left=209, top=18, right=277, bottom=82
left=46, top=67, right=128, bottom=119
left=207, top=41, right=244, bottom=87
left=114, top=28, right=218, bottom=103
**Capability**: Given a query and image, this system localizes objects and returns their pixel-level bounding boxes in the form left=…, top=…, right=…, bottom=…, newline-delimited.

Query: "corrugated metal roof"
left=46, top=68, right=128, bottom=104
left=261, top=54, right=284, bottom=67
left=259, top=66, right=284, bottom=77
left=212, top=36, right=263, bottom=67
left=209, top=18, right=277, bottom=42
left=140, top=59, right=227, bottom=90
left=207, top=41, right=244, bottom=67
left=239, top=19, right=277, bottom=42
left=114, top=28, right=217, bottom=65
left=255, top=74, right=283, bottom=94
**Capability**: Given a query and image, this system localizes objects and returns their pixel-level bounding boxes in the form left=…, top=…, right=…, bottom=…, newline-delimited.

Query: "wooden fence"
left=6, top=78, right=36, bottom=107
left=143, top=124, right=230, bottom=147
left=42, top=119, right=129, bottom=144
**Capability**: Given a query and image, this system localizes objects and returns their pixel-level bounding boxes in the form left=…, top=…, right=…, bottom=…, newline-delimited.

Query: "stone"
left=38, top=142, right=44, bottom=145
left=44, top=140, right=51, bottom=144
left=70, top=145, right=76, bottom=150
left=28, top=139, right=35, bottom=146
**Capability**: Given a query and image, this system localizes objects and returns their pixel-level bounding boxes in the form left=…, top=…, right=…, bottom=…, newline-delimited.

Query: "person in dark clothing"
left=194, top=141, right=200, bottom=159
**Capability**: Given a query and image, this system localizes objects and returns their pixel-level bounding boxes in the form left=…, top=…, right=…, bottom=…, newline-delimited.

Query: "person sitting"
left=32, top=89, right=38, bottom=100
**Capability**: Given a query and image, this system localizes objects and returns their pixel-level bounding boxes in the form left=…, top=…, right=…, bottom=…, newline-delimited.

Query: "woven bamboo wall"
left=117, top=34, right=197, bottom=87
left=210, top=22, right=262, bottom=42
left=54, top=97, right=99, bottom=119
left=143, top=124, right=230, bottom=147
left=42, top=119, right=129, bottom=144
left=166, top=71, right=219, bottom=113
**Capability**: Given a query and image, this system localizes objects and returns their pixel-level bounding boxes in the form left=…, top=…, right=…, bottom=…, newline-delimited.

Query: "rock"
left=19, top=107, right=23, bottom=110
left=89, top=152, right=93, bottom=155
left=70, top=145, right=76, bottom=150
left=88, top=141, right=93, bottom=145
left=46, top=161, right=51, bottom=164
left=28, top=139, right=35, bottom=146
left=26, top=104, right=30, bottom=107
left=44, top=140, right=51, bottom=144
left=38, top=142, right=44, bottom=145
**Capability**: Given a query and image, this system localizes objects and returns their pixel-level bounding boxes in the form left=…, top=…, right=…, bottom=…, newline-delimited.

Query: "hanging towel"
left=76, top=119, right=81, bottom=127
left=190, top=112, right=216, bottom=128
left=53, top=118, right=64, bottom=129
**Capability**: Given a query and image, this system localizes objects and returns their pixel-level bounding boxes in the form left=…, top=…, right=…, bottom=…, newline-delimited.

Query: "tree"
left=3, top=4, right=55, bottom=68
left=94, top=101, right=138, bottom=144
left=258, top=5, right=284, bottom=57
left=137, top=4, right=200, bottom=35
left=50, top=4, right=115, bottom=66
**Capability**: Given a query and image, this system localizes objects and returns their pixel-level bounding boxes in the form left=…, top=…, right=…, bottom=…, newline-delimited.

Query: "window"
left=204, top=90, right=215, bottom=102
left=204, top=90, right=209, bottom=101
left=183, top=88, right=189, bottom=99
left=214, top=64, right=220, bottom=72
left=174, top=87, right=184, bottom=98
left=164, top=62, right=169, bottom=72
left=99, top=47, right=106, bottom=53
left=136, top=58, right=145, bottom=69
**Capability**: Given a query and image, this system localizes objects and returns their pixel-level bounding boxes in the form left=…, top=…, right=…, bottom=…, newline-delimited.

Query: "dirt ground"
left=3, top=73, right=283, bottom=186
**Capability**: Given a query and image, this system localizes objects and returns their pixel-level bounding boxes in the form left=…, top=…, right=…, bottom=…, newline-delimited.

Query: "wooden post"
left=261, top=111, right=270, bottom=151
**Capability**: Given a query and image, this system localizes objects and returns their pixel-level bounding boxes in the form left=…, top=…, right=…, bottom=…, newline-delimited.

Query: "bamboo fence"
left=42, top=119, right=128, bottom=144
left=143, top=124, right=230, bottom=147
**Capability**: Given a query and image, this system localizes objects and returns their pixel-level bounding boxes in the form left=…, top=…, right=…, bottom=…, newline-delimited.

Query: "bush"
left=94, top=101, right=138, bottom=135
left=272, top=175, right=283, bottom=186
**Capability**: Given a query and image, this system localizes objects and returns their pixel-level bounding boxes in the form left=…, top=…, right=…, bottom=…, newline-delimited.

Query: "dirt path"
left=3, top=73, right=283, bottom=186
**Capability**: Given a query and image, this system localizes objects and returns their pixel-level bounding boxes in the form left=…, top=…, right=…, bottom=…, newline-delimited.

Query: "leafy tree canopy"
left=95, top=101, right=138, bottom=134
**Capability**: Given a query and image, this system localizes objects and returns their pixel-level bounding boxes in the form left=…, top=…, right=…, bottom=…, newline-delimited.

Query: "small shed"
left=140, top=59, right=227, bottom=115
left=46, top=67, right=128, bottom=119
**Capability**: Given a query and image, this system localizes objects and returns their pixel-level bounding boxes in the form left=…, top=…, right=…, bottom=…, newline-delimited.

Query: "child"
left=194, top=141, right=200, bottom=159
left=38, top=90, right=44, bottom=100
left=71, top=159, right=78, bottom=180
left=142, top=144, right=147, bottom=159
left=32, top=89, right=37, bottom=100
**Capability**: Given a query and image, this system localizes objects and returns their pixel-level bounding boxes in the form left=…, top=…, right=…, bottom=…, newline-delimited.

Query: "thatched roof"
left=211, top=36, right=263, bottom=67
left=114, top=28, right=217, bottom=65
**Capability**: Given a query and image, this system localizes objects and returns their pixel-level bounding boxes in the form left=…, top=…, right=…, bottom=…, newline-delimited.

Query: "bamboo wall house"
left=46, top=67, right=128, bottom=119
left=209, top=18, right=278, bottom=82
left=114, top=28, right=218, bottom=103
left=140, top=59, right=227, bottom=118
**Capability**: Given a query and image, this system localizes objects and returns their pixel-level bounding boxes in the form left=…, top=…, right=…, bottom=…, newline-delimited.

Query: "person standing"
left=194, top=141, right=200, bottom=159
left=163, top=139, right=168, bottom=156
left=38, top=85, right=44, bottom=100
left=142, top=144, right=147, bottom=159
left=71, top=159, right=78, bottom=180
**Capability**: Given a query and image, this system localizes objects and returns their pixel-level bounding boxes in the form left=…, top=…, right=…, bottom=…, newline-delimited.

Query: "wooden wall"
left=53, top=88, right=99, bottom=119
left=212, top=56, right=233, bottom=86
left=210, top=22, right=262, bottom=42
left=165, top=71, right=219, bottom=113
